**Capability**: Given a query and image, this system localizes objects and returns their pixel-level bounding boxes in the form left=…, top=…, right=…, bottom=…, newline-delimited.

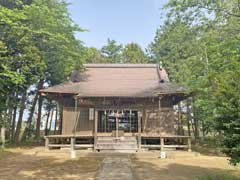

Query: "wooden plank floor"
left=45, top=133, right=190, bottom=138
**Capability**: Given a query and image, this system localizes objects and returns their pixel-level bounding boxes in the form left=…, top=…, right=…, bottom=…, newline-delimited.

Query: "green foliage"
left=82, top=47, right=105, bottom=64
left=0, top=0, right=84, bottom=89
left=0, top=0, right=84, bottom=140
left=149, top=0, right=240, bottom=164
left=101, top=38, right=123, bottom=63
left=85, top=39, right=148, bottom=64
left=122, top=43, right=148, bottom=63
left=214, top=66, right=240, bottom=165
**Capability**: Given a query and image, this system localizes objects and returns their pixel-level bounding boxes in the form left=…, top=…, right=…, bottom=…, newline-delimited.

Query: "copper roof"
left=40, top=64, right=187, bottom=97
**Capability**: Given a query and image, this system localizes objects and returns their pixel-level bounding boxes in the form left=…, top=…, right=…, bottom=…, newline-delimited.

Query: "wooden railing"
left=44, top=135, right=93, bottom=150
left=44, top=134, right=192, bottom=152
left=141, top=135, right=191, bottom=152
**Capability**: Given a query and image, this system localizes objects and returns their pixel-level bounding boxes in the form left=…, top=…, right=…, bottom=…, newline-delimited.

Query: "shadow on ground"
left=131, top=155, right=240, bottom=180
left=0, top=150, right=103, bottom=180
left=0, top=149, right=239, bottom=180
left=191, top=144, right=225, bottom=157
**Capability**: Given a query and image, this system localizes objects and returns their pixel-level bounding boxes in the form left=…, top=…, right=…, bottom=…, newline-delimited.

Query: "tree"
left=82, top=47, right=106, bottom=63
left=101, top=38, right=122, bottom=63
left=149, top=0, right=240, bottom=164
left=0, top=0, right=85, bottom=143
left=0, top=3, right=45, bottom=143
left=122, top=43, right=147, bottom=63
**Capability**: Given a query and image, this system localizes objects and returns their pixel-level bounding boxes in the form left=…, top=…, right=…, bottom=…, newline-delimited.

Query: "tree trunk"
left=35, top=81, right=44, bottom=142
left=21, top=91, right=39, bottom=141
left=3, top=96, right=12, bottom=142
left=1, top=127, right=5, bottom=148
left=35, top=95, right=43, bottom=142
left=14, top=91, right=27, bottom=145
left=192, top=97, right=199, bottom=140
left=186, top=98, right=191, bottom=137
left=54, top=104, right=58, bottom=134
left=10, top=90, right=19, bottom=142
left=2, top=96, right=9, bottom=129
left=202, top=119, right=205, bottom=138
left=191, top=114, right=196, bottom=138
left=44, top=108, right=51, bottom=136
left=6, top=107, right=13, bottom=141
left=48, top=108, right=54, bottom=135
left=177, top=102, right=182, bottom=135
left=11, top=103, right=17, bottom=143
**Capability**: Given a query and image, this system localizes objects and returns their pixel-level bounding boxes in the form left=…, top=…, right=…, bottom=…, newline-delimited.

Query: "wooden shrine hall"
left=40, top=64, right=191, bottom=152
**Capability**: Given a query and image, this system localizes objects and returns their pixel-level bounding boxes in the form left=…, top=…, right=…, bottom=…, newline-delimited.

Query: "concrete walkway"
left=96, top=156, right=133, bottom=180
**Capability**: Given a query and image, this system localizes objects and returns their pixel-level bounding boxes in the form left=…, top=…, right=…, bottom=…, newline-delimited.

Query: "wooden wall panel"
left=76, top=108, right=93, bottom=131
left=62, top=103, right=176, bottom=136
left=62, top=106, right=92, bottom=135
left=143, top=107, right=175, bottom=136
left=62, top=107, right=76, bottom=135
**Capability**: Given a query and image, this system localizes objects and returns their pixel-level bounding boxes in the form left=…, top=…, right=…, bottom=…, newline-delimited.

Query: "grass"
left=197, top=173, right=239, bottom=180
left=0, top=148, right=12, bottom=160
left=1, top=146, right=240, bottom=179
left=192, top=137, right=224, bottom=156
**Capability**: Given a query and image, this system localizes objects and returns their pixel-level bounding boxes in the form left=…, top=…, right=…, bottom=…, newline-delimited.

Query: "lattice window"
left=97, top=110, right=138, bottom=133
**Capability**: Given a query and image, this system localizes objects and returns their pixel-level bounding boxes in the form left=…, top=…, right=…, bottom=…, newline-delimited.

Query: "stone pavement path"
left=96, top=156, right=133, bottom=180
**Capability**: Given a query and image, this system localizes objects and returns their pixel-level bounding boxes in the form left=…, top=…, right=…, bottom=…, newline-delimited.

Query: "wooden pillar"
left=45, top=137, right=49, bottom=150
left=74, top=98, right=78, bottom=134
left=160, top=137, right=164, bottom=151
left=104, top=110, right=107, bottom=132
left=70, top=137, right=76, bottom=158
left=94, top=110, right=98, bottom=151
left=1, top=127, right=5, bottom=149
left=129, top=110, right=132, bottom=133
left=186, top=98, right=191, bottom=137
left=158, top=96, right=162, bottom=134
left=188, top=137, right=192, bottom=152
left=116, top=110, right=119, bottom=139
left=137, top=111, right=142, bottom=150
left=71, top=137, right=75, bottom=151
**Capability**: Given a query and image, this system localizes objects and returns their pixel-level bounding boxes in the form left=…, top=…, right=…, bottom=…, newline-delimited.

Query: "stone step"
left=98, top=149, right=138, bottom=153
left=96, top=144, right=138, bottom=150
left=96, top=136, right=138, bottom=150
left=97, top=140, right=137, bottom=144
left=97, top=142, right=137, bottom=146
left=97, top=136, right=137, bottom=140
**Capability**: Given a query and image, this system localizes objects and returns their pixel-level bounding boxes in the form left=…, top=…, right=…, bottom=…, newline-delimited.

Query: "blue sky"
left=67, top=0, right=168, bottom=49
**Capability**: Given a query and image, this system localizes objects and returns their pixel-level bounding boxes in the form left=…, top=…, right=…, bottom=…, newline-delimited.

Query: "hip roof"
left=40, top=64, right=187, bottom=97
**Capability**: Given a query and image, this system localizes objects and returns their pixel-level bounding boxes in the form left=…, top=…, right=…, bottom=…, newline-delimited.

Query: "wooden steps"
left=96, top=136, right=138, bottom=150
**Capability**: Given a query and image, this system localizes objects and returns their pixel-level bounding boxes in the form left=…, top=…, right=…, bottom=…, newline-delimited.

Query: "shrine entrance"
left=97, top=110, right=139, bottom=137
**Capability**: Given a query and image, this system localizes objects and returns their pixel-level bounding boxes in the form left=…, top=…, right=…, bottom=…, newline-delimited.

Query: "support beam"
left=70, top=137, right=76, bottom=158
left=129, top=110, right=132, bottom=133
left=94, top=110, right=98, bottom=151
left=70, top=137, right=75, bottom=151
left=73, top=98, right=78, bottom=134
left=160, top=137, right=164, bottom=151
left=104, top=110, right=107, bottom=132
left=45, top=137, right=49, bottom=150
left=188, top=137, right=192, bottom=152
left=158, top=96, right=163, bottom=131
left=137, top=111, right=142, bottom=150
left=116, top=110, right=119, bottom=139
